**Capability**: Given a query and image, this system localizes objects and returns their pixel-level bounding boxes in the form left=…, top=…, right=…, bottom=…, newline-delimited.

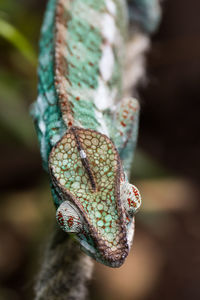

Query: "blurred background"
left=0, top=0, right=200, bottom=299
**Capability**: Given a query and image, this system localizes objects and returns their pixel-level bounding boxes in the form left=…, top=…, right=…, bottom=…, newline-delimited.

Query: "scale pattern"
left=49, top=128, right=128, bottom=254
left=55, top=0, right=127, bottom=133
left=112, top=97, right=140, bottom=174
left=31, top=0, right=66, bottom=169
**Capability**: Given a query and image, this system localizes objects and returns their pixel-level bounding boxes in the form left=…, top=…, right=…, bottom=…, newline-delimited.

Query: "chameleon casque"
left=32, top=0, right=161, bottom=267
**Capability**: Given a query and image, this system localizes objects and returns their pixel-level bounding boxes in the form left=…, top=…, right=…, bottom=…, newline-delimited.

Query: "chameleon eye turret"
left=56, top=201, right=83, bottom=233
left=120, top=180, right=141, bottom=217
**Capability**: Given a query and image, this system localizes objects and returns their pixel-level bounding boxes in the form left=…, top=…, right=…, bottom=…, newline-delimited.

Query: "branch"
left=35, top=226, right=94, bottom=300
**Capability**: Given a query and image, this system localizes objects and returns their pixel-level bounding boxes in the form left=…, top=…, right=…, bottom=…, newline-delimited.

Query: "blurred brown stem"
left=35, top=226, right=94, bottom=300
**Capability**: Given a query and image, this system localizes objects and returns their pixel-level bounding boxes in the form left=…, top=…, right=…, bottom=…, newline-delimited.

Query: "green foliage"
left=0, top=1, right=41, bottom=148
left=0, top=18, right=37, bottom=66
left=0, top=69, right=37, bottom=146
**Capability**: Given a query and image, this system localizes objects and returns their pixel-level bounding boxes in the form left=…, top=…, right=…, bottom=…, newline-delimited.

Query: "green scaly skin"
left=31, top=0, right=161, bottom=267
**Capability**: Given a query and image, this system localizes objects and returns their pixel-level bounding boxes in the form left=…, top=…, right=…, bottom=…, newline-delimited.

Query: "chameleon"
left=31, top=0, right=161, bottom=267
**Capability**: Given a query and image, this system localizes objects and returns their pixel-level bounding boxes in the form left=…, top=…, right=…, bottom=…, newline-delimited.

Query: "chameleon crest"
left=30, top=0, right=159, bottom=267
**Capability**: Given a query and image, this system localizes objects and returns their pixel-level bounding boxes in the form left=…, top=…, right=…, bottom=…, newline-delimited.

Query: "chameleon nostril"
left=121, top=253, right=126, bottom=260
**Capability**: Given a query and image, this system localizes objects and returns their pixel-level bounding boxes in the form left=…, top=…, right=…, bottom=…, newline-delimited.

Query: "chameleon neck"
left=54, top=0, right=128, bottom=133
left=33, top=0, right=129, bottom=169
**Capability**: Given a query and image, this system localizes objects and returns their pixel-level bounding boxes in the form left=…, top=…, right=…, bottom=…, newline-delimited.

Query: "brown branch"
left=35, top=226, right=94, bottom=300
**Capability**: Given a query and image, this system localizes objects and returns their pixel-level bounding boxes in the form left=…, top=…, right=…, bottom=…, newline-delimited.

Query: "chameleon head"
left=49, top=127, right=141, bottom=267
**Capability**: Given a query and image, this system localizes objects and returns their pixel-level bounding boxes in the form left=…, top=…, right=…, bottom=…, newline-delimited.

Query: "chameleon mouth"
left=101, top=248, right=129, bottom=267
left=79, top=234, right=129, bottom=268
left=82, top=221, right=129, bottom=267
left=99, top=253, right=128, bottom=268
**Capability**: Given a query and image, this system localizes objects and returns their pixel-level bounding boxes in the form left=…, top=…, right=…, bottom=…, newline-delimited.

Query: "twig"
left=35, top=226, right=94, bottom=300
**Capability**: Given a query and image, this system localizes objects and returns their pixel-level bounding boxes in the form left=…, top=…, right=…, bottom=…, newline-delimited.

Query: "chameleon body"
left=32, top=0, right=160, bottom=267
left=128, top=0, right=161, bottom=33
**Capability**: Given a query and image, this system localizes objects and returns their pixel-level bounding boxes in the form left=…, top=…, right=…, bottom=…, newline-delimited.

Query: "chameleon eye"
left=56, top=201, right=83, bottom=234
left=120, top=181, right=141, bottom=217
